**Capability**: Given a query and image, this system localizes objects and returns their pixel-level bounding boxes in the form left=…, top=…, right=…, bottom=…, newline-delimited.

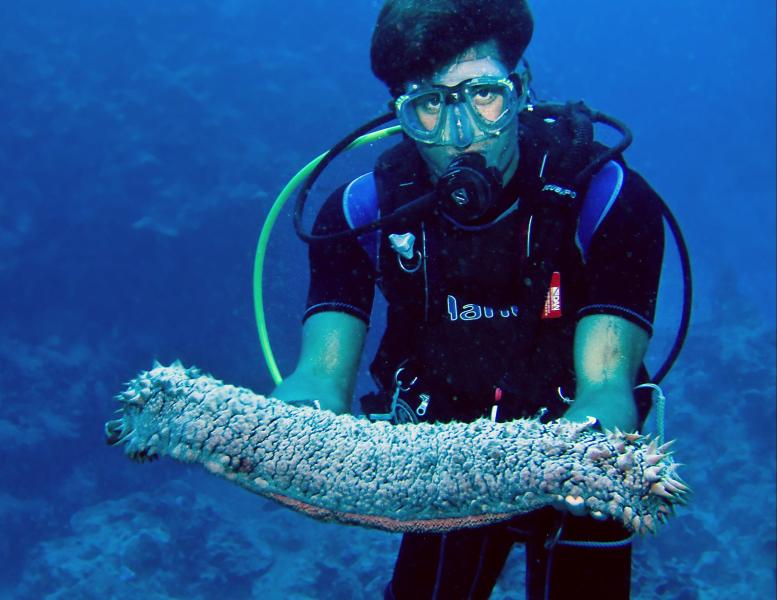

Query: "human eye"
left=471, top=85, right=499, bottom=105
left=420, top=94, right=442, bottom=114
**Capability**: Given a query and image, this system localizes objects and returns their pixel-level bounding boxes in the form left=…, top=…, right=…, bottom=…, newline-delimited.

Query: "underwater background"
left=1, top=0, right=774, bottom=598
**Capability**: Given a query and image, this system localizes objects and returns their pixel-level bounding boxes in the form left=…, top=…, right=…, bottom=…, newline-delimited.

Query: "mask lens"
left=396, top=90, right=445, bottom=142
left=408, top=91, right=444, bottom=132
left=465, top=82, right=510, bottom=124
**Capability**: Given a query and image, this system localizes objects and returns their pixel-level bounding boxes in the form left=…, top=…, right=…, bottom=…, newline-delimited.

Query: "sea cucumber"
left=105, top=362, right=688, bottom=534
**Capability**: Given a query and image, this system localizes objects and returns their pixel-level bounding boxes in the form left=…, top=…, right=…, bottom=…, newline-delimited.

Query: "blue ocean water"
left=0, top=0, right=774, bottom=598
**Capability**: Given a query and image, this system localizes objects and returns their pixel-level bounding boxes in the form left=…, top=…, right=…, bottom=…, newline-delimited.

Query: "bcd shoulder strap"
left=342, top=171, right=380, bottom=266
left=343, top=138, right=429, bottom=263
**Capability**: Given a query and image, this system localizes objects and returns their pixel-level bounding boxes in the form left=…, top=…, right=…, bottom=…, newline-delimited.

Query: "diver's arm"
left=270, top=311, right=367, bottom=415
left=563, top=314, right=649, bottom=432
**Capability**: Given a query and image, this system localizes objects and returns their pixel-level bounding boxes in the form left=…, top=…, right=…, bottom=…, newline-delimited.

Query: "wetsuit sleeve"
left=577, top=168, right=665, bottom=336
left=304, top=185, right=376, bottom=324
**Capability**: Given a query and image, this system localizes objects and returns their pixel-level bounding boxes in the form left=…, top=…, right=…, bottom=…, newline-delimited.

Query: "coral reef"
left=15, top=481, right=277, bottom=600
left=106, top=363, right=688, bottom=535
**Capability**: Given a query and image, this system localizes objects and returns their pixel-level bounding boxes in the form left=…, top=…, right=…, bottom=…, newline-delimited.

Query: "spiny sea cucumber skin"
left=105, top=363, right=689, bottom=535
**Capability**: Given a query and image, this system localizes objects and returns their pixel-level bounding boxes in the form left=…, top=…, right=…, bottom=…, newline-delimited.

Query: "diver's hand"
left=562, top=388, right=638, bottom=433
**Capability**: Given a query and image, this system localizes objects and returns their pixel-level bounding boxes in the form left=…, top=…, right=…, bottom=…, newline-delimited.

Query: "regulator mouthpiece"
left=436, top=153, right=502, bottom=223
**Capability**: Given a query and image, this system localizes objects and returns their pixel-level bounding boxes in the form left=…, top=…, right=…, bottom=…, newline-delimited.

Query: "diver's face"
left=409, top=43, right=521, bottom=186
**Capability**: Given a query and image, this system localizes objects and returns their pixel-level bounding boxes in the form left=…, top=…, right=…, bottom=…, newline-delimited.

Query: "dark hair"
left=370, top=0, right=533, bottom=96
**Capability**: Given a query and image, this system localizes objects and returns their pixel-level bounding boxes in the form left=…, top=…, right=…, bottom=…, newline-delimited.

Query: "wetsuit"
left=304, top=135, right=664, bottom=599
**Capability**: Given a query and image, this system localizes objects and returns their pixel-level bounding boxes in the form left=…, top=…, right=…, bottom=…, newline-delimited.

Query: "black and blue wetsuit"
left=304, top=133, right=664, bottom=598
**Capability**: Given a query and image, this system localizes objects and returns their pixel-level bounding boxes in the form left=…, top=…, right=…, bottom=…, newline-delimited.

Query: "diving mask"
left=395, top=74, right=525, bottom=148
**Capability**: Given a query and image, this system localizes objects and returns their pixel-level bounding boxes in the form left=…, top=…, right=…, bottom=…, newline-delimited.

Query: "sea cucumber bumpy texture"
left=105, top=363, right=689, bottom=535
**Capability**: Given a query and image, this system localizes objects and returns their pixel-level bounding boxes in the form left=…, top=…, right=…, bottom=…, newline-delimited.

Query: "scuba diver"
left=267, top=0, right=688, bottom=598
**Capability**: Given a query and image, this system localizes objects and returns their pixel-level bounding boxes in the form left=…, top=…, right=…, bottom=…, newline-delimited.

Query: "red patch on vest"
left=542, top=271, right=562, bottom=319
